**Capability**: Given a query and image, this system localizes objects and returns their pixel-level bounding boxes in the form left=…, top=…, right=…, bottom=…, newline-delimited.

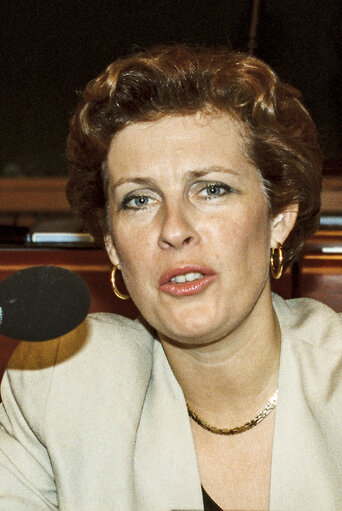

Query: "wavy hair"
left=67, top=44, right=322, bottom=267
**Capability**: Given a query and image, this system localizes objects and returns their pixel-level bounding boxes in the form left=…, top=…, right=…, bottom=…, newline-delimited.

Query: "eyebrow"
left=185, top=166, right=240, bottom=178
left=109, top=166, right=240, bottom=192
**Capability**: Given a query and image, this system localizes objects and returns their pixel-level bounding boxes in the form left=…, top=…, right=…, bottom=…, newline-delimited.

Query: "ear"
left=270, top=203, right=299, bottom=247
left=104, top=233, right=120, bottom=268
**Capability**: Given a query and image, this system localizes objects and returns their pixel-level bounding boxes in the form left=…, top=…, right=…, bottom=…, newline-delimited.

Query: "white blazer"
left=0, top=294, right=341, bottom=511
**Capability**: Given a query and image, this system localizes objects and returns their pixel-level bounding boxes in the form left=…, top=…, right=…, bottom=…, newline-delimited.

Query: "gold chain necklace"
left=187, top=389, right=278, bottom=435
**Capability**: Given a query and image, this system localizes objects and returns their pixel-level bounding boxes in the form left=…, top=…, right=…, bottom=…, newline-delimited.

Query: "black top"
left=202, top=486, right=223, bottom=511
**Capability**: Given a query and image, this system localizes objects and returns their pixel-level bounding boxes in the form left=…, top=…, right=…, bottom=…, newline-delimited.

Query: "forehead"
left=106, top=113, right=257, bottom=184
left=108, top=111, right=246, bottom=152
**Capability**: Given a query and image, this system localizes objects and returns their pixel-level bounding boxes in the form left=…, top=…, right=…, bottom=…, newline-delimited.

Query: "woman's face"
left=105, top=113, right=293, bottom=345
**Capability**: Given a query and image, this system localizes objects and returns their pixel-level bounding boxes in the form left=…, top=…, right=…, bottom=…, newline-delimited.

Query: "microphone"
left=0, top=266, right=90, bottom=341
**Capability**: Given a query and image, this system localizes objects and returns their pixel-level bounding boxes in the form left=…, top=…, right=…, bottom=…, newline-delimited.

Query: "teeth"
left=172, top=274, right=186, bottom=283
left=185, top=272, right=203, bottom=282
left=170, top=272, right=204, bottom=283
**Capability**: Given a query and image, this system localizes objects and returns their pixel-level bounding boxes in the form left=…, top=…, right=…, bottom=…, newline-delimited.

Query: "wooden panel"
left=297, top=253, right=342, bottom=312
left=304, top=230, right=342, bottom=251
left=0, top=178, right=69, bottom=212
left=321, top=177, right=342, bottom=212
left=270, top=267, right=292, bottom=299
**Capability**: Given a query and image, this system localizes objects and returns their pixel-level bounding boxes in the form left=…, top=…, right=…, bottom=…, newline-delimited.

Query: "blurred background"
left=1, top=0, right=341, bottom=178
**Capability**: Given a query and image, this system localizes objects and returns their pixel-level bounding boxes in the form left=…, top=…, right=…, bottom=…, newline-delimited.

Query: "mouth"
left=159, top=265, right=216, bottom=296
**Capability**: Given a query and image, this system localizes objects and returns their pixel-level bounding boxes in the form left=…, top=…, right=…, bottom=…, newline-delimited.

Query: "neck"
left=159, top=291, right=281, bottom=427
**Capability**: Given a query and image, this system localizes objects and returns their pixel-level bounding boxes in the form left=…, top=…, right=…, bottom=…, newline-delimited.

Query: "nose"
left=158, top=201, right=200, bottom=250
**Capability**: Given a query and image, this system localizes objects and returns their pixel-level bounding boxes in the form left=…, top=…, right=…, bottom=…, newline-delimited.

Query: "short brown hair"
left=67, top=44, right=322, bottom=267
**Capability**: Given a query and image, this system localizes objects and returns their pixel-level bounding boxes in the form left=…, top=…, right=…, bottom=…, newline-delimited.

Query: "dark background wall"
left=1, top=0, right=341, bottom=177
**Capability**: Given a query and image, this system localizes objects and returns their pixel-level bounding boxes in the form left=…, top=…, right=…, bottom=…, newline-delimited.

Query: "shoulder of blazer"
left=3, top=313, right=155, bottom=436
left=7, top=312, right=154, bottom=374
left=272, top=293, right=342, bottom=351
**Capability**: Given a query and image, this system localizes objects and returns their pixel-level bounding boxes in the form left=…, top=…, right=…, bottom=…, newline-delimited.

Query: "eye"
left=121, top=194, right=155, bottom=210
left=199, top=182, right=233, bottom=199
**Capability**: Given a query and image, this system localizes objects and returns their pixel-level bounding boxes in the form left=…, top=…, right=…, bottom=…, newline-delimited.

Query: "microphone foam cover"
left=0, top=265, right=90, bottom=341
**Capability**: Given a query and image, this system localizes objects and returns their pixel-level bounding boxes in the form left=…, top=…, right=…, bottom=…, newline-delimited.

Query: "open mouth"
left=170, top=272, right=204, bottom=283
left=159, top=266, right=216, bottom=296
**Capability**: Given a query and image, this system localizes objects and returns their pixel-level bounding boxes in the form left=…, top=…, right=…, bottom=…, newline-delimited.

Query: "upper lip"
left=159, top=265, right=216, bottom=286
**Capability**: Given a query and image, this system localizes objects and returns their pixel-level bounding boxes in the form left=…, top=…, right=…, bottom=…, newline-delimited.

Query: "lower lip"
left=159, top=275, right=216, bottom=296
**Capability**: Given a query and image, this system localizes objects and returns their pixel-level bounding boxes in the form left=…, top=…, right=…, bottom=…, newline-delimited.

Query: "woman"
left=0, top=45, right=341, bottom=511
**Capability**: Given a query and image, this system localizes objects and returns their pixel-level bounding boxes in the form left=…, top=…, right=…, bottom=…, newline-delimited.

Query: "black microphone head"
left=0, top=265, right=90, bottom=341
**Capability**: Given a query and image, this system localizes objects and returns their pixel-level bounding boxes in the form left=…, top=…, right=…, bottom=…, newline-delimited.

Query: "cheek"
left=110, top=223, right=137, bottom=269
left=210, top=205, right=271, bottom=266
left=112, top=226, right=155, bottom=289
left=243, top=209, right=272, bottom=273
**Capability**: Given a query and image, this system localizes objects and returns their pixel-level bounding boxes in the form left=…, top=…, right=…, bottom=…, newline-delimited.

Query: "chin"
left=158, top=313, right=229, bottom=346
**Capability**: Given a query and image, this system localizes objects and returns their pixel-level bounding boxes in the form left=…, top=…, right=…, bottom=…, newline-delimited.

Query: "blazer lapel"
left=134, top=340, right=204, bottom=511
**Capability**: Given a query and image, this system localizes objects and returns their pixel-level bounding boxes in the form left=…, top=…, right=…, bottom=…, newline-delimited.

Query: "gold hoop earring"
left=270, top=244, right=284, bottom=279
left=110, top=266, right=130, bottom=300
